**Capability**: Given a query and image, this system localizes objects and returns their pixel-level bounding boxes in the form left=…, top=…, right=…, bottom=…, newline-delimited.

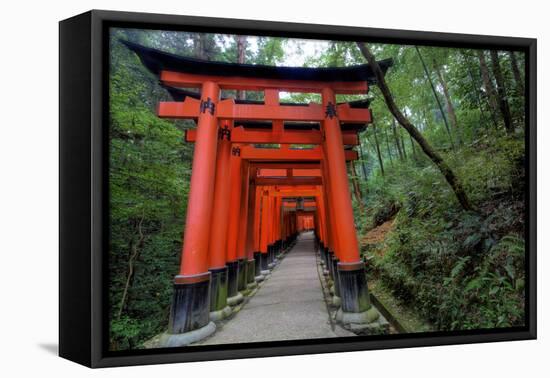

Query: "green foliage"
left=110, top=316, right=143, bottom=351
left=361, top=134, right=525, bottom=330
left=108, top=29, right=192, bottom=350
left=255, top=37, right=285, bottom=65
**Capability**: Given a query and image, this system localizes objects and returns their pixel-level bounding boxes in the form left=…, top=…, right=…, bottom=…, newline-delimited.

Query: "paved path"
left=199, top=231, right=354, bottom=345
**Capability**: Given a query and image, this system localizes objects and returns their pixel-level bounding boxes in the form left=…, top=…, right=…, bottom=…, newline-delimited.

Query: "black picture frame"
left=59, top=9, right=537, bottom=368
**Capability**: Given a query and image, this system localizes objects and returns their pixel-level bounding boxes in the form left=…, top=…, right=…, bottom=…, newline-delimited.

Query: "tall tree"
left=460, top=51, right=492, bottom=132
left=236, top=35, right=247, bottom=100
left=409, top=134, right=417, bottom=158
left=392, top=118, right=404, bottom=160
left=415, top=46, right=455, bottom=149
left=477, top=50, right=501, bottom=130
left=508, top=51, right=525, bottom=96
left=349, top=161, right=366, bottom=215
left=357, top=137, right=369, bottom=180
left=193, top=34, right=207, bottom=60
left=358, top=43, right=474, bottom=211
left=433, top=57, right=461, bottom=144
left=400, top=127, right=408, bottom=159
left=371, top=123, right=385, bottom=176
left=383, top=126, right=395, bottom=166
left=490, top=50, right=513, bottom=133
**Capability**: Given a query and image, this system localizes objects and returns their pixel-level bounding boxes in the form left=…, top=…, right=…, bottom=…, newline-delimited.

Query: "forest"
left=109, top=28, right=526, bottom=350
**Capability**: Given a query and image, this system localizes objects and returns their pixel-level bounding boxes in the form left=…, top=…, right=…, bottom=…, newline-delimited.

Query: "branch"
left=356, top=42, right=474, bottom=212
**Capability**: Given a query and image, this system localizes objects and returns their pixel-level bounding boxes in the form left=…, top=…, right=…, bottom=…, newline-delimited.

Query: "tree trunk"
left=509, top=51, right=525, bottom=96
left=433, top=58, right=461, bottom=145
left=357, top=137, right=369, bottom=179
left=409, top=134, right=417, bottom=157
left=349, top=161, right=363, bottom=200
left=460, top=51, right=491, bottom=134
left=490, top=50, right=513, bottom=133
left=349, top=161, right=366, bottom=215
left=194, top=34, right=207, bottom=60
left=477, top=50, right=501, bottom=130
left=383, top=126, right=394, bottom=166
left=117, top=213, right=145, bottom=320
left=421, top=108, right=430, bottom=131
left=236, top=35, right=247, bottom=100
left=415, top=46, right=455, bottom=149
left=391, top=118, right=404, bottom=160
left=357, top=42, right=474, bottom=212
left=372, top=123, right=385, bottom=176
left=400, top=127, right=407, bottom=159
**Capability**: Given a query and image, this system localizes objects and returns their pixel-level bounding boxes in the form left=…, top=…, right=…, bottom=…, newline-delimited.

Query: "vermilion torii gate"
left=124, top=41, right=392, bottom=345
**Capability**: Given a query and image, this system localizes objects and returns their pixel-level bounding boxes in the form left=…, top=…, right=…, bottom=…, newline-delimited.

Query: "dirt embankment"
left=363, top=218, right=395, bottom=245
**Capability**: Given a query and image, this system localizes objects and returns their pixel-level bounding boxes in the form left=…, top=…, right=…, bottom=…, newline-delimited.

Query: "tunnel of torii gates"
left=124, top=41, right=393, bottom=345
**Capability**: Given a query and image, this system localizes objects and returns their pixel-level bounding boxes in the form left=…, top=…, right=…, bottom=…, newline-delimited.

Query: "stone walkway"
left=198, top=231, right=354, bottom=345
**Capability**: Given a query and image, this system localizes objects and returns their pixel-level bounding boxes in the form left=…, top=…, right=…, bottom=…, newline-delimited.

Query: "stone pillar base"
left=337, top=261, right=370, bottom=313
left=327, top=250, right=335, bottom=280
left=253, top=252, right=262, bottom=278
left=335, top=306, right=379, bottom=325
left=268, top=244, right=275, bottom=265
left=260, top=252, right=269, bottom=271
left=208, top=266, right=229, bottom=316
left=323, top=247, right=330, bottom=267
left=331, top=256, right=341, bottom=298
left=335, top=307, right=389, bottom=335
left=332, top=260, right=389, bottom=334
left=237, top=258, right=247, bottom=291
left=169, top=272, right=211, bottom=334
left=319, top=243, right=326, bottom=263
left=159, top=321, right=216, bottom=347
left=226, top=260, right=239, bottom=300
left=209, top=305, right=232, bottom=321
left=246, top=259, right=256, bottom=285
left=247, top=281, right=258, bottom=290
left=227, top=292, right=244, bottom=306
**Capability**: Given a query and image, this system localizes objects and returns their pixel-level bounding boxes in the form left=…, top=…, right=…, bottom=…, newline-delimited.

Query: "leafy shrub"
left=361, top=134, right=525, bottom=331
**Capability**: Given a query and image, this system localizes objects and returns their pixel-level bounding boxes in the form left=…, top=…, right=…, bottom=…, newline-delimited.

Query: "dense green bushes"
left=359, top=135, right=525, bottom=331
left=108, top=30, right=192, bottom=350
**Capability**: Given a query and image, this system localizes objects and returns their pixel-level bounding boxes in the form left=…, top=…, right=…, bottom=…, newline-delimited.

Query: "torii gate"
left=123, top=40, right=392, bottom=345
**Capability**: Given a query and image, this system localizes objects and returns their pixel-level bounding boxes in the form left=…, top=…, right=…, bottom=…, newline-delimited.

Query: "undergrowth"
left=358, top=134, right=526, bottom=331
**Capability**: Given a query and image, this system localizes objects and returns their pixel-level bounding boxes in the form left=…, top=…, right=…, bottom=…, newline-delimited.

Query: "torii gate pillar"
left=322, top=87, right=380, bottom=327
left=165, top=81, right=219, bottom=344
left=225, top=145, right=245, bottom=306
left=206, top=120, right=233, bottom=321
